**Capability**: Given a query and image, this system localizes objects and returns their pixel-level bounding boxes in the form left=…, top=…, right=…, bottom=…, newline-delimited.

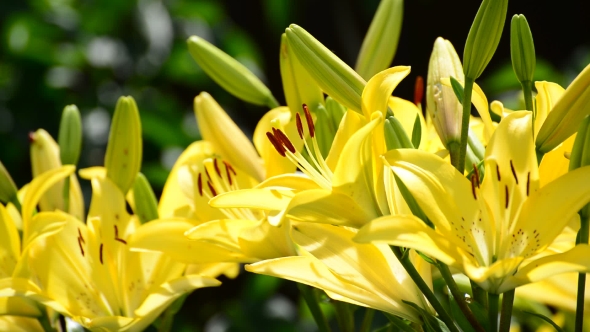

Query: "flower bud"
left=463, top=0, right=508, bottom=80
left=187, top=36, right=278, bottom=108
left=315, top=104, right=336, bottom=158
left=510, top=14, right=536, bottom=85
left=104, top=96, right=142, bottom=194
left=569, top=116, right=590, bottom=216
left=129, top=172, right=159, bottom=224
left=280, top=34, right=324, bottom=115
left=0, top=161, right=18, bottom=205
left=58, top=105, right=82, bottom=165
left=286, top=24, right=366, bottom=113
left=384, top=116, right=413, bottom=150
left=355, top=0, right=403, bottom=80
left=426, top=37, right=464, bottom=147
left=326, top=96, right=347, bottom=130
left=536, top=63, right=590, bottom=153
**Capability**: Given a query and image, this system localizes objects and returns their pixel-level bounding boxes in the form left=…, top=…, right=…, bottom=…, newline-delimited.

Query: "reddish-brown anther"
left=213, top=158, right=221, bottom=177
left=274, top=128, right=296, bottom=153
left=266, top=132, right=286, bottom=157
left=99, top=243, right=104, bottom=264
left=414, top=76, right=424, bottom=106
left=296, top=113, right=304, bottom=139
left=207, top=181, right=218, bottom=197
left=198, top=173, right=203, bottom=196
left=302, top=104, right=315, bottom=138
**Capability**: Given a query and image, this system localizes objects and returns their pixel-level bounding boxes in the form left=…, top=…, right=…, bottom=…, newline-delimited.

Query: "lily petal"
left=361, top=66, right=411, bottom=119
left=210, top=189, right=295, bottom=212
left=534, top=81, right=565, bottom=139
left=0, top=204, right=20, bottom=277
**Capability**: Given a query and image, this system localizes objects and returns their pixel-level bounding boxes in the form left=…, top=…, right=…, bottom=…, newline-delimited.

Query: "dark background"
left=0, top=0, right=589, bottom=330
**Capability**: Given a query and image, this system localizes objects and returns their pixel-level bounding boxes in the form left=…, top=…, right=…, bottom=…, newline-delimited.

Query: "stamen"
left=225, top=162, right=233, bottom=186
left=472, top=164, right=480, bottom=187
left=213, top=158, right=221, bottom=177
left=223, top=160, right=237, bottom=176
left=78, top=237, right=85, bottom=256
left=496, top=164, right=501, bottom=181
left=78, top=228, right=85, bottom=243
left=526, top=172, right=530, bottom=196
left=296, top=113, right=304, bottom=139
left=207, top=181, right=218, bottom=197
left=302, top=104, right=315, bottom=138
left=510, top=160, right=519, bottom=184
left=505, top=185, right=510, bottom=209
left=273, top=128, right=296, bottom=153
left=470, top=174, right=477, bottom=200
left=114, top=225, right=128, bottom=245
left=99, top=243, right=104, bottom=264
left=198, top=173, right=203, bottom=196
left=204, top=168, right=211, bottom=181
left=414, top=76, right=424, bottom=106
left=266, top=132, right=286, bottom=157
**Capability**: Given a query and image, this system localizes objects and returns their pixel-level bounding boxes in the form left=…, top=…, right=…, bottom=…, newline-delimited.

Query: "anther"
left=78, top=228, right=85, bottom=243
left=414, top=76, right=424, bottom=106
left=213, top=158, right=221, bottom=177
left=470, top=174, right=478, bottom=200
left=78, top=237, right=85, bottom=256
left=207, top=181, right=218, bottom=197
left=296, top=113, right=304, bottom=139
left=510, top=160, right=519, bottom=184
left=99, top=243, right=104, bottom=264
left=198, top=173, right=203, bottom=196
left=204, top=168, right=211, bottom=181
left=225, top=163, right=233, bottom=186
left=505, top=185, right=510, bottom=209
left=526, top=172, right=530, bottom=197
left=496, top=164, right=501, bottom=181
left=302, top=104, right=315, bottom=138
left=472, top=164, right=480, bottom=187
left=114, top=225, right=127, bottom=245
left=266, top=132, right=286, bottom=157
left=223, top=160, right=237, bottom=176
left=273, top=128, right=296, bottom=153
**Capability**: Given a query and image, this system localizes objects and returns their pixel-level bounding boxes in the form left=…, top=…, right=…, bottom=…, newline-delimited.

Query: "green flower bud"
left=355, top=0, right=403, bottom=80
left=384, top=116, right=413, bottom=150
left=187, top=36, right=278, bottom=108
left=0, top=161, right=18, bottom=205
left=130, top=172, right=159, bottom=224
left=463, top=0, right=508, bottom=80
left=105, top=96, right=142, bottom=194
left=427, top=37, right=464, bottom=147
left=510, top=14, right=536, bottom=84
left=315, top=104, right=336, bottom=158
left=58, top=105, right=82, bottom=165
left=569, top=116, right=590, bottom=172
left=325, top=96, right=346, bottom=130
left=280, top=33, right=324, bottom=115
left=536, top=63, right=590, bottom=153
left=286, top=24, right=366, bottom=113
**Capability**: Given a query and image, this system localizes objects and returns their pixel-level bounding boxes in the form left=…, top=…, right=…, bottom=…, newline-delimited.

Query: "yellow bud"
left=280, top=33, right=324, bottom=115
left=426, top=37, right=464, bottom=147
left=463, top=0, right=508, bottom=80
left=0, top=161, right=18, bottom=206
left=58, top=104, right=83, bottom=165
left=104, top=96, right=143, bottom=194
left=187, top=36, right=278, bottom=108
left=286, top=24, right=366, bottom=113
left=536, top=63, right=590, bottom=153
left=355, top=0, right=403, bottom=80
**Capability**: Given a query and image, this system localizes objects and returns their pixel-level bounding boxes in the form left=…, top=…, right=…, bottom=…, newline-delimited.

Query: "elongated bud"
left=355, top=0, right=403, bottom=80
left=130, top=172, right=159, bottom=224
left=510, top=15, right=535, bottom=85
left=0, top=161, right=18, bottom=205
left=31, top=129, right=62, bottom=180
left=315, top=104, right=336, bottom=158
left=384, top=116, right=413, bottom=150
left=58, top=105, right=82, bottom=165
left=187, top=36, right=278, bottom=108
left=104, top=96, right=142, bottom=194
left=286, top=24, right=366, bottom=113
left=325, top=97, right=346, bottom=130
left=536, top=63, right=590, bottom=153
left=569, top=116, right=590, bottom=216
left=427, top=38, right=464, bottom=147
left=194, top=92, right=264, bottom=182
left=280, top=34, right=324, bottom=115
left=463, top=0, right=508, bottom=80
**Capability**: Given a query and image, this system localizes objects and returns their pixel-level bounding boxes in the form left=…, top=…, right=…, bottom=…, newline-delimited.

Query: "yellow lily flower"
left=246, top=223, right=432, bottom=322
left=356, top=111, right=590, bottom=294
left=10, top=169, right=220, bottom=331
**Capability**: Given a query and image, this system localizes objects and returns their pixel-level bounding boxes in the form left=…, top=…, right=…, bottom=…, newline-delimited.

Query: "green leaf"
left=403, top=300, right=452, bottom=332
left=448, top=288, right=475, bottom=332
left=449, top=76, right=464, bottom=103
left=393, top=173, right=433, bottom=228
left=411, top=113, right=422, bottom=148
left=523, top=311, right=565, bottom=332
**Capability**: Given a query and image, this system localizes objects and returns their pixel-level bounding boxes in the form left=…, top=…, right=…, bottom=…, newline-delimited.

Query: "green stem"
left=37, top=305, right=56, bottom=332
left=391, top=247, right=459, bottom=332
left=488, top=293, right=500, bottom=332
left=438, top=263, right=485, bottom=332
left=470, top=280, right=488, bottom=309
left=499, top=290, right=515, bottom=332
left=457, top=78, right=475, bottom=174
left=298, top=284, right=331, bottom=332
left=385, top=314, right=415, bottom=332
left=575, top=213, right=589, bottom=332
left=359, top=308, right=375, bottom=332
left=333, top=300, right=354, bottom=332
left=62, top=176, right=70, bottom=213
left=521, top=80, right=534, bottom=112
left=448, top=141, right=461, bottom=171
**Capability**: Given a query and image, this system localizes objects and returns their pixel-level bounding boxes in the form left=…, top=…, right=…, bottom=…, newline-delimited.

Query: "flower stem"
left=488, top=293, right=500, bottom=332
left=470, top=280, right=488, bottom=309
left=499, top=289, right=515, bottom=332
left=437, top=263, right=486, bottom=332
left=522, top=80, right=534, bottom=112
left=62, top=176, right=70, bottom=212
left=457, top=77, right=475, bottom=174
left=391, top=247, right=459, bottom=332
left=298, top=284, right=331, bottom=332
left=575, top=212, right=589, bottom=332
left=333, top=300, right=354, bottom=332
left=359, top=308, right=375, bottom=332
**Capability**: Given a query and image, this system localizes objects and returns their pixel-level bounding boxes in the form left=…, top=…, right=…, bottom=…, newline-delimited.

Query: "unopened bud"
left=384, top=116, right=413, bottom=150
left=58, top=105, right=82, bottom=165
left=510, top=14, right=536, bottom=85
left=325, top=97, right=347, bottom=130
left=0, top=161, right=18, bottom=205
left=104, top=96, right=142, bottom=194
left=129, top=172, right=159, bottom=224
